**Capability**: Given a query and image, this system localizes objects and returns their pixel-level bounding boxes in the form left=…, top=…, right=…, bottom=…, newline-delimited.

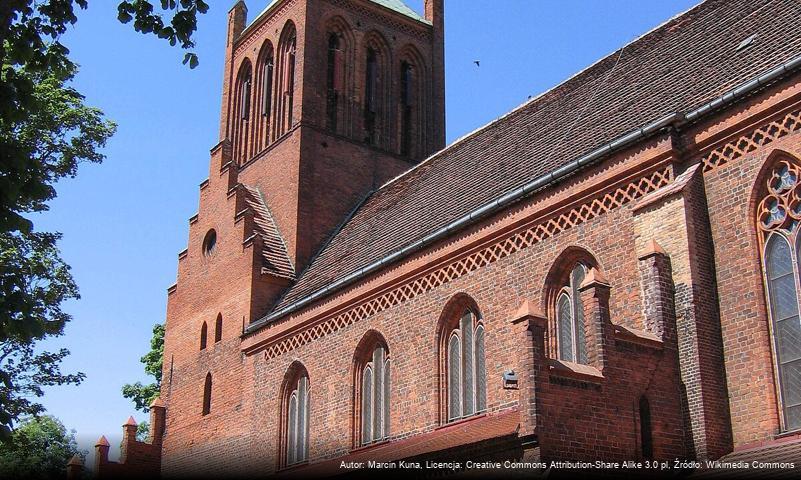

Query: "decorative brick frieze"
left=702, top=108, right=801, bottom=173
left=259, top=167, right=672, bottom=360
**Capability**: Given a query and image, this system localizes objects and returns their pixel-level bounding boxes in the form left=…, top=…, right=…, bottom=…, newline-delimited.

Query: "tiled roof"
left=694, top=435, right=801, bottom=478
left=371, top=0, right=428, bottom=23
left=273, top=0, right=801, bottom=313
left=287, top=409, right=520, bottom=477
left=242, top=185, right=295, bottom=279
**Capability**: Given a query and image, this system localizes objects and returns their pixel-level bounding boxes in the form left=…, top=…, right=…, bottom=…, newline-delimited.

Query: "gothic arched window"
left=327, top=33, right=344, bottom=132
left=282, top=365, right=310, bottom=466
left=399, top=61, right=413, bottom=157
left=214, top=313, right=223, bottom=343
left=443, top=307, right=486, bottom=422
left=200, top=321, right=208, bottom=351
left=275, top=22, right=297, bottom=140
left=355, top=338, right=390, bottom=446
left=557, top=263, right=588, bottom=364
left=202, top=372, right=212, bottom=416
left=364, top=47, right=378, bottom=144
left=254, top=41, right=274, bottom=153
left=232, top=60, right=253, bottom=165
left=757, top=159, right=801, bottom=431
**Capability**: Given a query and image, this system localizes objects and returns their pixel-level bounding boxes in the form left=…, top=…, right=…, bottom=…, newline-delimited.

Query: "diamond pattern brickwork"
left=262, top=167, right=672, bottom=359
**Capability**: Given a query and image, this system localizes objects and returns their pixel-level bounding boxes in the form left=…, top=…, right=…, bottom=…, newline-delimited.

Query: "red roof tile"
left=272, top=0, right=801, bottom=314
left=694, top=435, right=801, bottom=478
left=243, top=185, right=295, bottom=279
left=288, top=410, right=520, bottom=477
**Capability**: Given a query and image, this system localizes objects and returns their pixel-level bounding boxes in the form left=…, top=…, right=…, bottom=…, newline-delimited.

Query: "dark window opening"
left=400, top=61, right=413, bottom=157
left=365, top=48, right=378, bottom=144
left=640, top=396, right=653, bottom=459
left=241, top=75, right=252, bottom=121
left=214, top=314, right=222, bottom=343
left=202, top=373, right=212, bottom=416
left=200, top=322, right=208, bottom=351
left=263, top=58, right=274, bottom=118
left=285, top=36, right=296, bottom=130
left=202, top=229, right=217, bottom=257
left=327, top=34, right=342, bottom=132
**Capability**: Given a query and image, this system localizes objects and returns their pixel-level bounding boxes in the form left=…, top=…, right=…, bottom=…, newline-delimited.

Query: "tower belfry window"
left=262, top=57, right=274, bottom=117
left=400, top=61, right=413, bottom=156
left=285, top=36, right=296, bottom=131
left=327, top=33, right=343, bottom=132
left=365, top=48, right=378, bottom=144
left=241, top=74, right=251, bottom=120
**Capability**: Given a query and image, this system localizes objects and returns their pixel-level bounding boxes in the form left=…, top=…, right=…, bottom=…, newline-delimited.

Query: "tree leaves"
left=116, top=0, right=208, bottom=68
left=0, top=415, right=84, bottom=478
left=121, top=324, right=163, bottom=413
left=0, top=0, right=204, bottom=441
left=0, top=231, right=85, bottom=439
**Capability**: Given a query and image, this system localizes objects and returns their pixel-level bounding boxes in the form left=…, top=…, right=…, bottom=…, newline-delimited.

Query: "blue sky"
left=33, top=0, right=699, bottom=462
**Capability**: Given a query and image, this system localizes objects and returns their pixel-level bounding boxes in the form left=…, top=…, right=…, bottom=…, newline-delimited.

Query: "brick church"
left=82, top=0, right=801, bottom=477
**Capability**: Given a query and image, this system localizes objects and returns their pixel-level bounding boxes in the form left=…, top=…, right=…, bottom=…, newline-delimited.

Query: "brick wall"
left=104, top=1, right=801, bottom=477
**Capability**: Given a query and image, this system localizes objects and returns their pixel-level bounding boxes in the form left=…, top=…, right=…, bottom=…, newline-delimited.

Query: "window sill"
left=775, top=428, right=801, bottom=441
left=278, top=460, right=309, bottom=473
left=349, top=438, right=390, bottom=454
left=548, top=359, right=604, bottom=384
left=438, top=411, right=488, bottom=430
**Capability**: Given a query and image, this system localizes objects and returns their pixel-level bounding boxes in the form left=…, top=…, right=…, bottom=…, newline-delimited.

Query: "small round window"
left=202, top=229, right=217, bottom=257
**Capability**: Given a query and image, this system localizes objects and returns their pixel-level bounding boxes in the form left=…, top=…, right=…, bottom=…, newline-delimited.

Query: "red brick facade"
left=93, top=0, right=801, bottom=477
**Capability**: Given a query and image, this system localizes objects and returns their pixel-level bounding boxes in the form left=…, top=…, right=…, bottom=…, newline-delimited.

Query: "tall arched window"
left=354, top=334, right=390, bottom=446
left=364, top=47, right=378, bottom=145
left=214, top=314, right=223, bottom=343
left=757, top=158, right=801, bottom=431
left=282, top=364, right=310, bottom=466
left=275, top=22, right=297, bottom=140
left=442, top=306, right=486, bottom=422
left=200, top=322, right=208, bottom=351
left=232, top=60, right=253, bottom=165
left=399, top=61, right=413, bottom=157
left=254, top=41, right=274, bottom=153
left=362, top=33, right=391, bottom=151
left=557, top=263, right=588, bottom=364
left=202, top=372, right=212, bottom=416
left=326, top=33, right=343, bottom=132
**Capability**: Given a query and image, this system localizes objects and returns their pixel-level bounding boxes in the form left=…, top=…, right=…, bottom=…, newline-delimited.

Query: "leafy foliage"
left=117, top=0, right=210, bottom=69
left=122, top=323, right=164, bottom=413
left=0, top=0, right=205, bottom=440
left=0, top=231, right=86, bottom=439
left=0, top=60, right=111, bottom=438
left=0, top=414, right=84, bottom=479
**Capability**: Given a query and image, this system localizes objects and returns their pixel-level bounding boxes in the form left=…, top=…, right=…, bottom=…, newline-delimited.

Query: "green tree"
left=0, top=1, right=207, bottom=439
left=122, top=323, right=163, bottom=413
left=0, top=414, right=84, bottom=479
left=122, top=323, right=164, bottom=440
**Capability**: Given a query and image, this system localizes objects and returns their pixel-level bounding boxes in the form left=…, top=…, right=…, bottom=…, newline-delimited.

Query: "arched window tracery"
left=757, top=159, right=801, bottom=431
